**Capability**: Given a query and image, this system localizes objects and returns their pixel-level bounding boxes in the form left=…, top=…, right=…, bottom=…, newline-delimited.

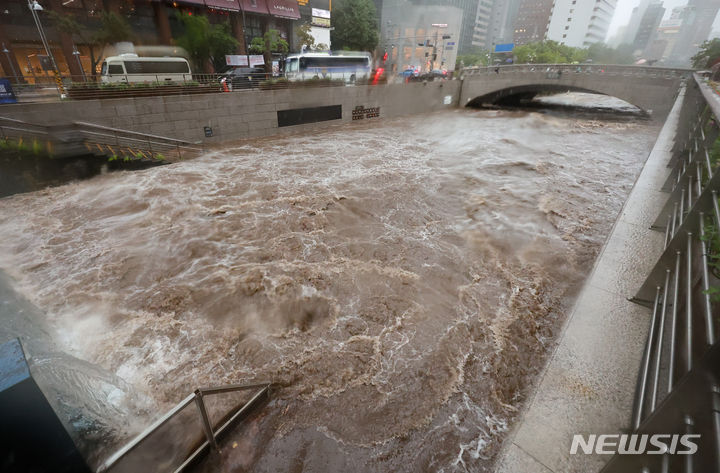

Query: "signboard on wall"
left=311, top=8, right=330, bottom=18
left=494, top=43, right=514, bottom=53
left=311, top=7, right=330, bottom=27
left=0, top=79, right=17, bottom=104
left=225, top=55, right=265, bottom=66
left=312, top=17, right=331, bottom=27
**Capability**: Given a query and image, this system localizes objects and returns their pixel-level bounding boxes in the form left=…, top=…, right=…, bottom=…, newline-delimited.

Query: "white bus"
left=284, top=52, right=371, bottom=83
left=100, top=54, right=192, bottom=83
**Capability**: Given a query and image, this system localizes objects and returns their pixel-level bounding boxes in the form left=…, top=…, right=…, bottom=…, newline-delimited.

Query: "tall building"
left=473, top=0, right=521, bottom=49
left=632, top=1, right=664, bottom=53
left=379, top=0, right=463, bottom=72
left=546, top=0, right=617, bottom=48
left=407, top=0, right=481, bottom=54
left=512, top=0, right=553, bottom=45
left=643, top=14, right=683, bottom=62
left=472, top=0, right=493, bottom=49
left=668, top=0, right=720, bottom=66
left=619, top=0, right=650, bottom=47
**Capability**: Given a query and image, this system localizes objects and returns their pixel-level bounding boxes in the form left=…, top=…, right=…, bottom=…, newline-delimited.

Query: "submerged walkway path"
left=494, top=85, right=686, bottom=472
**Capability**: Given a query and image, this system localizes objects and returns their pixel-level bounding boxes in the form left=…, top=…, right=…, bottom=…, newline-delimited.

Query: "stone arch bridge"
left=460, top=64, right=692, bottom=119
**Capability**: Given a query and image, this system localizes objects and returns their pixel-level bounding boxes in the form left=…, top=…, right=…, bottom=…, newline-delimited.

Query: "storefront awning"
left=268, top=0, right=300, bottom=19
left=205, top=0, right=241, bottom=11
left=240, top=0, right=270, bottom=15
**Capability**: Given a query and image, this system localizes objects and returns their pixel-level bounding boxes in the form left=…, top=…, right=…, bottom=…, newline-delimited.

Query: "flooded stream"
left=0, top=93, right=659, bottom=471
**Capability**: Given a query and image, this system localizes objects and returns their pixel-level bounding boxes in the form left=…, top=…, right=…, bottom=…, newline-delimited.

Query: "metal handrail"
left=98, top=382, right=271, bottom=473
left=602, top=73, right=720, bottom=473
left=0, top=115, right=203, bottom=161
left=74, top=122, right=201, bottom=147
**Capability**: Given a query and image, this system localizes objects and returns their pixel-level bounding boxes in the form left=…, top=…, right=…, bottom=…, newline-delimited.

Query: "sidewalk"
left=494, top=85, right=686, bottom=473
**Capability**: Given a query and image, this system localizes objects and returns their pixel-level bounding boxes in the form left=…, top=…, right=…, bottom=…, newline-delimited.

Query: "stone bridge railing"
left=462, top=64, right=692, bottom=80
left=459, top=64, right=693, bottom=119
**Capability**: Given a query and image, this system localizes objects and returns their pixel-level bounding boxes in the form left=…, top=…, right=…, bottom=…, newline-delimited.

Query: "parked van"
left=100, top=54, right=192, bottom=83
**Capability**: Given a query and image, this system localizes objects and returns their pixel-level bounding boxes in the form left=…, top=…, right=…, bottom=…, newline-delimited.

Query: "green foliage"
left=710, top=137, right=720, bottom=169
left=155, top=153, right=166, bottom=161
left=95, top=12, right=134, bottom=47
left=706, top=286, right=720, bottom=303
left=512, top=41, right=634, bottom=65
left=296, top=23, right=316, bottom=51
left=248, top=29, right=289, bottom=55
left=48, top=11, right=133, bottom=77
left=330, top=0, right=379, bottom=52
left=692, top=38, right=720, bottom=69
left=586, top=43, right=635, bottom=64
left=457, top=47, right=490, bottom=67
left=701, top=215, right=720, bottom=302
left=514, top=41, right=587, bottom=64
left=175, top=12, right=239, bottom=72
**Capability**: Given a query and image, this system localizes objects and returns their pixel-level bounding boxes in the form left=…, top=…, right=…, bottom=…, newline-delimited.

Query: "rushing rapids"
left=0, top=93, right=658, bottom=472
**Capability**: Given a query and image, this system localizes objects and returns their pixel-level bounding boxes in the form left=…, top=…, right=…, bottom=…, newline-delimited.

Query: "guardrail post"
left=685, top=233, right=693, bottom=373
left=633, top=286, right=662, bottom=430
left=650, top=269, right=671, bottom=410
left=668, top=251, right=682, bottom=392
left=684, top=415, right=695, bottom=473
left=699, top=214, right=716, bottom=346
left=194, top=390, right=218, bottom=450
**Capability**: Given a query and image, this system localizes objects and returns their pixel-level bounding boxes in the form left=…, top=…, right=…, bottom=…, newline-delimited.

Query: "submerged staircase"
left=0, top=116, right=203, bottom=162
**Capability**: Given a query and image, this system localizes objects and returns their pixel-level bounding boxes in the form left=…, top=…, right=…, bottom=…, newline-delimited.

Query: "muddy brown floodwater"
left=0, top=93, right=659, bottom=472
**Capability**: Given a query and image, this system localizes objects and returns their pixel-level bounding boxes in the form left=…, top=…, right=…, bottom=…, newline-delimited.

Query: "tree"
left=691, top=38, right=720, bottom=69
left=48, top=11, right=133, bottom=79
left=330, top=0, right=379, bottom=52
left=296, top=22, right=315, bottom=52
left=249, top=29, right=289, bottom=73
left=586, top=42, right=634, bottom=64
left=175, top=12, right=238, bottom=73
left=513, top=40, right=587, bottom=64
left=457, top=46, right=490, bottom=67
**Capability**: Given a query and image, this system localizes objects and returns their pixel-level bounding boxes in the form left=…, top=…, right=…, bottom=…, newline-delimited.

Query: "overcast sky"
left=607, top=0, right=720, bottom=40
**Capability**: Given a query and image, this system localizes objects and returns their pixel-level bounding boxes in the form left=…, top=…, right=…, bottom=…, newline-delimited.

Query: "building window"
left=562, top=34, right=567, bottom=38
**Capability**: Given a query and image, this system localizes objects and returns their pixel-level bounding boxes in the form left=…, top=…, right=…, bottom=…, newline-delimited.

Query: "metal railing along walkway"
left=74, top=122, right=202, bottom=161
left=602, top=75, right=720, bottom=472
left=0, top=116, right=202, bottom=161
left=98, top=382, right=272, bottom=473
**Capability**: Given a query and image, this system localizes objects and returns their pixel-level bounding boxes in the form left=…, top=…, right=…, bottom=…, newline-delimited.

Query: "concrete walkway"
left=494, top=86, right=686, bottom=473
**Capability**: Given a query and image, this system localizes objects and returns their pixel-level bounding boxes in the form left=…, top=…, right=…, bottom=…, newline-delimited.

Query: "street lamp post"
left=430, top=23, right=447, bottom=72
left=1, top=43, right=17, bottom=82
left=72, top=47, right=86, bottom=82
left=27, top=0, right=66, bottom=97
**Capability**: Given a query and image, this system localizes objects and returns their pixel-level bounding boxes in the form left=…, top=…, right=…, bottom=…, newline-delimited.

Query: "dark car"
left=220, top=67, right=267, bottom=90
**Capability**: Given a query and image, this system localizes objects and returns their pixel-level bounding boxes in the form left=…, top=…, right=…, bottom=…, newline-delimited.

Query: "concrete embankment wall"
left=0, top=82, right=461, bottom=145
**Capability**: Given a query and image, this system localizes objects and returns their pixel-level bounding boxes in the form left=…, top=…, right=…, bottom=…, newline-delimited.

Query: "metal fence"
left=2, top=71, right=389, bottom=103
left=97, top=382, right=271, bottom=473
left=601, top=75, right=720, bottom=472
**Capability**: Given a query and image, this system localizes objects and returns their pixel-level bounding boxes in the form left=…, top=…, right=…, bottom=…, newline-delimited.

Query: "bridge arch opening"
left=465, top=84, right=647, bottom=116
